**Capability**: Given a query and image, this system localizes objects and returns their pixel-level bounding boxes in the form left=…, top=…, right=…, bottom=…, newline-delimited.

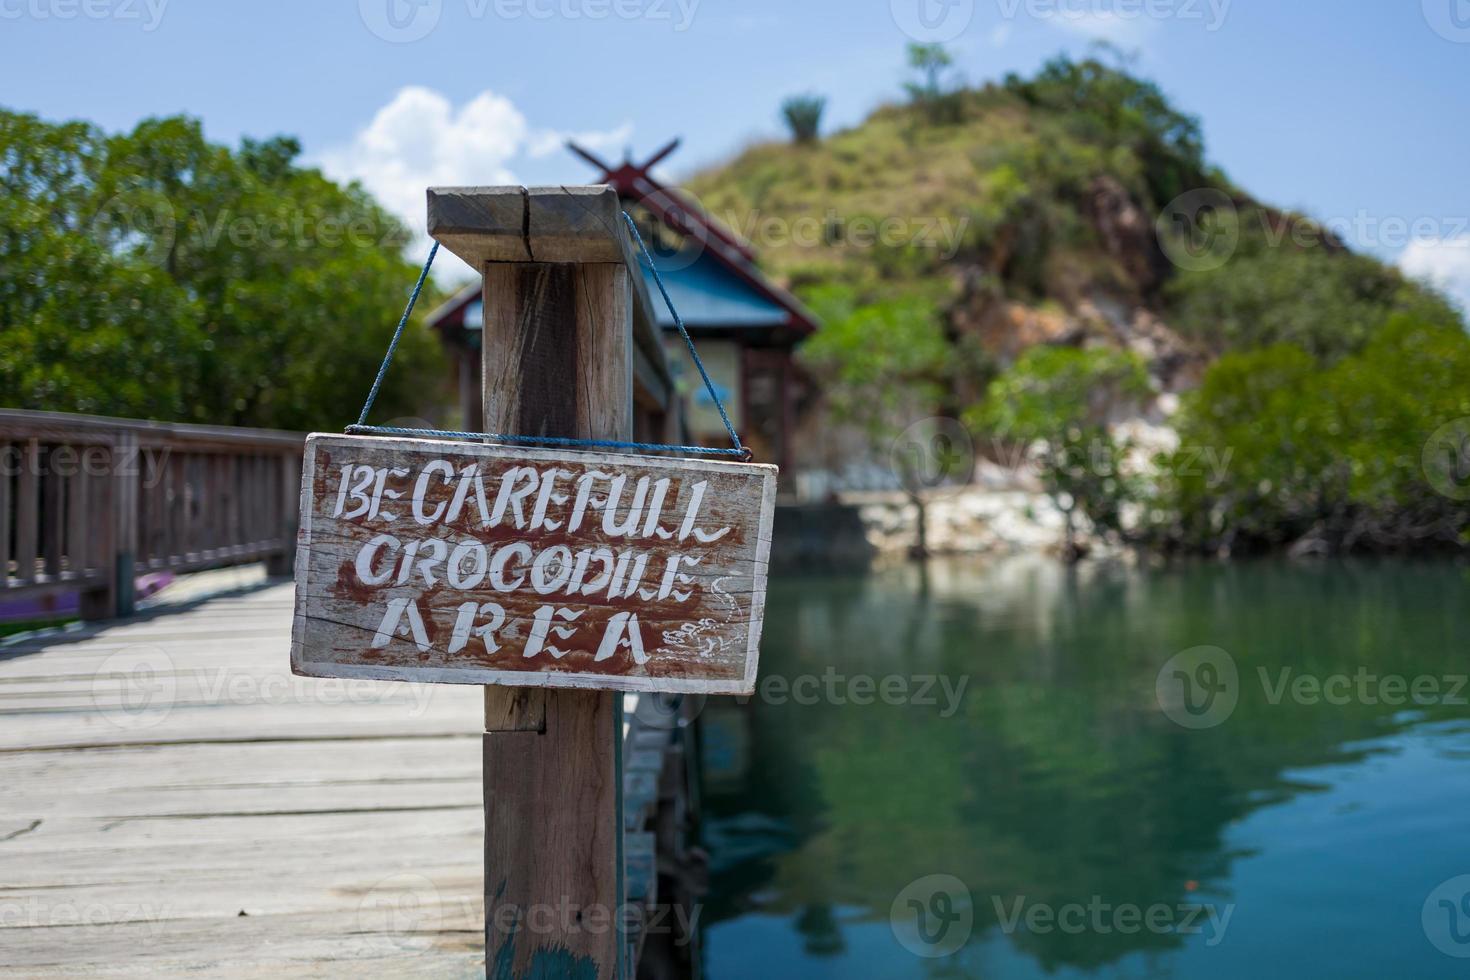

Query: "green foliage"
left=904, top=43, right=965, bottom=124
left=1165, top=224, right=1461, bottom=361
left=1005, top=55, right=1208, bottom=208
left=1166, top=314, right=1470, bottom=552
left=689, top=56, right=1470, bottom=554
left=974, top=345, right=1150, bottom=440
left=798, top=283, right=951, bottom=449
left=0, top=109, right=443, bottom=430
left=905, top=43, right=954, bottom=98
left=780, top=93, right=827, bottom=145
left=690, top=54, right=1213, bottom=302
left=970, top=346, right=1151, bottom=544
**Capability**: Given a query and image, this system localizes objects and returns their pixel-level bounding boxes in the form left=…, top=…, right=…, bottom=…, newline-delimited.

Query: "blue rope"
left=356, top=241, right=439, bottom=427
left=350, top=212, right=751, bottom=462
left=621, top=212, right=744, bottom=455
left=344, top=424, right=751, bottom=458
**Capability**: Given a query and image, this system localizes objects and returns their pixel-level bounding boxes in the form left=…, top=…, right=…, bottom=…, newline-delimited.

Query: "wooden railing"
left=0, top=409, right=304, bottom=620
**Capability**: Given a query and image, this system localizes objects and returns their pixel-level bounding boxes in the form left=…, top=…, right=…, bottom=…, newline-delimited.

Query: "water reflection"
left=700, top=557, right=1470, bottom=979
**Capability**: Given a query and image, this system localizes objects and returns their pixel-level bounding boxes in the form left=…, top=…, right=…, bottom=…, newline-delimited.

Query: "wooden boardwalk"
left=0, top=580, right=490, bottom=977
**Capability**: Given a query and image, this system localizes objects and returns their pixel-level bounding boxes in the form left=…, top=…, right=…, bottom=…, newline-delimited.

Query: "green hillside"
left=690, top=55, right=1453, bottom=366
left=687, top=54, right=1470, bottom=555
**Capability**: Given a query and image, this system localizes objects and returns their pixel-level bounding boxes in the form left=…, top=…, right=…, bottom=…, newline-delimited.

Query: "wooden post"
left=66, top=460, right=87, bottom=578
left=433, top=186, right=631, bottom=979
left=0, top=443, right=10, bottom=584
left=80, top=433, right=130, bottom=621
left=111, top=432, right=139, bottom=618
left=288, top=185, right=768, bottom=977
left=42, top=458, right=62, bottom=579
left=265, top=453, right=298, bottom=577
left=15, top=441, right=39, bottom=584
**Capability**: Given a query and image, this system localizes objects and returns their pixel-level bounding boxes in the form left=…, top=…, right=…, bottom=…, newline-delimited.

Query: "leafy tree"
left=780, top=94, right=827, bottom=145
left=799, top=284, right=953, bottom=555
left=800, top=285, right=952, bottom=435
left=906, top=43, right=952, bottom=100
left=0, top=109, right=443, bottom=430
left=970, top=346, right=1151, bottom=557
left=904, top=43, right=964, bottom=124
left=1164, top=314, right=1470, bottom=554
left=1005, top=54, right=1208, bottom=207
left=686, top=55, right=1470, bottom=562
left=1164, top=224, right=1460, bottom=362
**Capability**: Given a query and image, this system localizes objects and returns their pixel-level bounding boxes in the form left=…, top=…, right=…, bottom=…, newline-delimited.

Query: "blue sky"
left=3, top=0, right=1468, bottom=298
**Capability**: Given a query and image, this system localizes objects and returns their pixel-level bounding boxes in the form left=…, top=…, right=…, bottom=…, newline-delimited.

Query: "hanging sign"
left=290, top=434, right=776, bottom=694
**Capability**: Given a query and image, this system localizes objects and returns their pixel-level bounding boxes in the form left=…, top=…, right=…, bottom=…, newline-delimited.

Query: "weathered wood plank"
left=226, top=455, right=240, bottom=558
left=168, top=453, right=185, bottom=567
left=269, top=454, right=300, bottom=575
left=0, top=407, right=301, bottom=453
left=0, top=580, right=693, bottom=978
left=0, top=413, right=305, bottom=618
left=43, top=455, right=64, bottom=578
left=465, top=199, right=643, bottom=980
left=184, top=453, right=199, bottom=562
left=16, top=441, right=40, bottom=583
left=482, top=686, right=545, bottom=733
left=290, top=435, right=775, bottom=695
left=427, top=185, right=627, bottom=266
left=113, top=431, right=139, bottom=616
left=67, top=463, right=88, bottom=576
left=482, top=693, right=623, bottom=979
left=0, top=444, right=11, bottom=581
left=145, top=436, right=166, bottom=566
left=0, top=584, right=487, bottom=976
left=428, top=185, right=671, bottom=417
left=426, top=185, right=531, bottom=263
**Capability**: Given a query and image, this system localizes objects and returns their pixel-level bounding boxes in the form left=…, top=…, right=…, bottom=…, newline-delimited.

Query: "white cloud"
left=525, top=121, right=634, bottom=160
left=315, top=86, right=632, bottom=274
left=1400, top=236, right=1470, bottom=313
left=318, top=87, right=526, bottom=240
left=988, top=23, right=1013, bottom=46
left=1042, top=9, right=1158, bottom=45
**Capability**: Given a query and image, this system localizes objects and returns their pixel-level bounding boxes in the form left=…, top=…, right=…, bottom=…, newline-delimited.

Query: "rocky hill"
left=685, top=56, right=1451, bottom=403
left=683, top=55, right=1470, bottom=557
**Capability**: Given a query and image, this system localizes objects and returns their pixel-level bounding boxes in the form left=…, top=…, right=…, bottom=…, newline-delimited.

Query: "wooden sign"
left=290, top=433, right=775, bottom=694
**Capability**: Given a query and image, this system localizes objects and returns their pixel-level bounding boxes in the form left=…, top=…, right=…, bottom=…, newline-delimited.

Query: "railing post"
left=0, top=411, right=307, bottom=615
left=111, top=431, right=139, bottom=618
left=15, top=441, right=40, bottom=586
left=430, top=185, right=630, bottom=979
left=0, top=442, right=10, bottom=585
left=266, top=452, right=298, bottom=577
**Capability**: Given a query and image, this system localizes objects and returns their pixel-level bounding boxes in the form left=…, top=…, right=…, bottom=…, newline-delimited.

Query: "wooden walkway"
left=0, top=581, right=490, bottom=977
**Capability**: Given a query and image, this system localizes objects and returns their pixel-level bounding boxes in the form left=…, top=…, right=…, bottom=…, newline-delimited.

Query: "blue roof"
left=428, top=245, right=806, bottom=335
left=642, top=248, right=789, bottom=329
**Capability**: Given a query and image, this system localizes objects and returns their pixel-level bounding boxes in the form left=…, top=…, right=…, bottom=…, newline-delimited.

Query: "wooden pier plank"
left=0, top=582, right=490, bottom=978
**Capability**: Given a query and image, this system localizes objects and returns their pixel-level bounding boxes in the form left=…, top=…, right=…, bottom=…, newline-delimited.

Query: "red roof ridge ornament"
left=567, top=137, right=759, bottom=264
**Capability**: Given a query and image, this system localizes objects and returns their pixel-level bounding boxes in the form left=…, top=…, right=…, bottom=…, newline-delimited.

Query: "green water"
left=699, top=557, right=1470, bottom=978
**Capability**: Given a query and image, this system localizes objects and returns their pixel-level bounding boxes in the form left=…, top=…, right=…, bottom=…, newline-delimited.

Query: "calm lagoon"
left=701, top=558, right=1470, bottom=978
